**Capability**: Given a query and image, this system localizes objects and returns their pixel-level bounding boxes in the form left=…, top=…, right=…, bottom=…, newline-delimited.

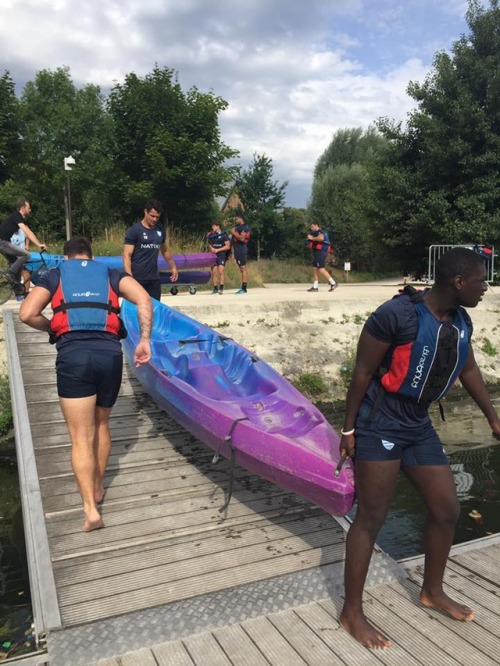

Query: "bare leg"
left=218, top=265, right=225, bottom=287
left=93, top=406, right=113, bottom=504
left=59, top=396, right=103, bottom=532
left=403, top=465, right=474, bottom=621
left=211, top=266, right=218, bottom=289
left=319, top=267, right=334, bottom=282
left=340, top=459, right=400, bottom=649
left=240, top=265, right=248, bottom=283
left=312, top=267, right=319, bottom=283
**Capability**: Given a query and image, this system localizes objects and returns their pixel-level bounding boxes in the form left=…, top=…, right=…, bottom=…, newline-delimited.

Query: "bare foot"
left=95, top=488, right=106, bottom=504
left=340, top=611, right=392, bottom=649
left=420, top=591, right=474, bottom=621
left=83, top=513, right=104, bottom=532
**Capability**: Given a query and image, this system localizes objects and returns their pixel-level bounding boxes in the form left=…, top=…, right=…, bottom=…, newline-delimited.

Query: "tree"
left=0, top=71, right=20, bottom=187
left=309, top=128, right=388, bottom=269
left=15, top=67, right=114, bottom=239
left=107, top=66, right=238, bottom=235
left=236, top=153, right=288, bottom=259
left=371, top=0, right=500, bottom=273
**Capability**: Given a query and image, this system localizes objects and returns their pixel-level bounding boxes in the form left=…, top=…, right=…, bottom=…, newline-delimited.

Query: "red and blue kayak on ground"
left=121, top=298, right=356, bottom=516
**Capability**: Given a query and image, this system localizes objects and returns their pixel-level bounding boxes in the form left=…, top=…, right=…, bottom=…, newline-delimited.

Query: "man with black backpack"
left=306, top=222, right=338, bottom=292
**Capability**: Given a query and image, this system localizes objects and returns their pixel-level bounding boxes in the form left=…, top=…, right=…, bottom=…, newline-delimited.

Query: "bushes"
left=0, top=373, right=13, bottom=437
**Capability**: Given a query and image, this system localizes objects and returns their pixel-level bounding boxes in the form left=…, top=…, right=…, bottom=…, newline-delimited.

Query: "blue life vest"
left=50, top=260, right=123, bottom=338
left=381, top=291, right=470, bottom=403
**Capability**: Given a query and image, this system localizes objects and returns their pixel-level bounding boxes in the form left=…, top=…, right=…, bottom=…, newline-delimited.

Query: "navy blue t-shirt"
left=124, top=222, right=166, bottom=282
left=38, top=266, right=126, bottom=356
left=359, top=292, right=473, bottom=428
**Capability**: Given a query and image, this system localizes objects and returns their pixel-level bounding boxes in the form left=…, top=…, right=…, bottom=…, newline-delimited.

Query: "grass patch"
left=293, top=372, right=328, bottom=399
left=481, top=338, right=498, bottom=357
left=339, top=347, right=357, bottom=388
left=0, top=373, right=12, bottom=438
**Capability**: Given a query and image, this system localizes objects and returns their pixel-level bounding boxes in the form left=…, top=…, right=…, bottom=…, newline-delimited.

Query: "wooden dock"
left=4, top=306, right=500, bottom=666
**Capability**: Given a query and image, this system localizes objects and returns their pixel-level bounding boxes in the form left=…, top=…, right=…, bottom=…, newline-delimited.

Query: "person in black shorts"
left=230, top=214, right=251, bottom=294
left=306, top=222, right=337, bottom=292
left=0, top=198, right=47, bottom=296
left=123, top=199, right=178, bottom=300
left=338, top=247, right=500, bottom=649
left=19, top=237, right=153, bottom=533
left=206, top=222, right=231, bottom=294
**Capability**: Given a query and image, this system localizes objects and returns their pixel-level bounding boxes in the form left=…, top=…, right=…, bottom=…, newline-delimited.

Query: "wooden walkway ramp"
left=4, top=306, right=500, bottom=666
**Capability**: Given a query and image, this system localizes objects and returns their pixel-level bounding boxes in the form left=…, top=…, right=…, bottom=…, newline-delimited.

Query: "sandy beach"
left=2, top=280, right=499, bottom=400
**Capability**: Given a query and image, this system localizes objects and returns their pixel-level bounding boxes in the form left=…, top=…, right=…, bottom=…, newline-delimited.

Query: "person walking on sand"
left=338, top=247, right=500, bottom=649
left=230, top=213, right=251, bottom=294
left=306, top=222, right=337, bottom=292
left=206, top=221, right=231, bottom=294
left=123, top=199, right=178, bottom=300
left=19, top=237, right=153, bottom=533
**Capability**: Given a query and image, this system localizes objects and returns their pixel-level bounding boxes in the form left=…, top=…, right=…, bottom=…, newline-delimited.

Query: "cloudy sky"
left=2, top=0, right=471, bottom=207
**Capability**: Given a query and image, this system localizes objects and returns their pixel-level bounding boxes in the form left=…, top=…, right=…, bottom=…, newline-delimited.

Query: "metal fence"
left=427, top=244, right=495, bottom=284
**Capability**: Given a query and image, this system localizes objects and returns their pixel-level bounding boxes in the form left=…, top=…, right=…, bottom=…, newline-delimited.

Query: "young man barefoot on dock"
left=339, top=247, right=500, bottom=649
left=19, top=237, right=152, bottom=532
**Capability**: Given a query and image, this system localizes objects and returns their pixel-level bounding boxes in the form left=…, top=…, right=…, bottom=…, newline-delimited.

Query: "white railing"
left=427, top=244, right=495, bottom=284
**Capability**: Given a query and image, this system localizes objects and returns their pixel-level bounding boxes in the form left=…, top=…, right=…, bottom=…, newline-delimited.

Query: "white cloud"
left=0, top=0, right=469, bottom=206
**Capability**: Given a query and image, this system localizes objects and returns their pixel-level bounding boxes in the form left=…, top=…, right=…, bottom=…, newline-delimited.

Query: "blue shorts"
left=312, top=250, right=327, bottom=268
left=354, top=404, right=448, bottom=466
left=214, top=253, right=227, bottom=267
left=139, top=280, right=161, bottom=301
left=233, top=244, right=248, bottom=266
left=56, top=349, right=123, bottom=407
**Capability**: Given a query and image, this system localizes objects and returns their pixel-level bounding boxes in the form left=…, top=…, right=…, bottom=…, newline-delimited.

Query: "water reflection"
left=0, top=447, right=34, bottom=660
left=324, top=387, right=500, bottom=561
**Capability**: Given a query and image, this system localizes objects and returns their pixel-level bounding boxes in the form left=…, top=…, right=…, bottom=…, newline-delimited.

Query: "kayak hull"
left=121, top=298, right=356, bottom=516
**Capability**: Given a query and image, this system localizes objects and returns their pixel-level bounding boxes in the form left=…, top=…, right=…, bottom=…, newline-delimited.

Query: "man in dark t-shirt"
left=206, top=222, right=231, bottom=294
left=123, top=199, right=178, bottom=300
left=230, top=214, right=251, bottom=294
left=338, top=248, right=500, bottom=650
left=0, top=198, right=47, bottom=295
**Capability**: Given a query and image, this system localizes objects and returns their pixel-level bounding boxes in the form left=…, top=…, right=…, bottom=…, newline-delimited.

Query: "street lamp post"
left=63, top=155, right=76, bottom=240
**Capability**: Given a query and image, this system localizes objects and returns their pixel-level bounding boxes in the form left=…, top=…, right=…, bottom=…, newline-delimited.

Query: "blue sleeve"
left=364, top=296, right=418, bottom=345
left=36, top=268, right=60, bottom=296
left=124, top=224, right=138, bottom=246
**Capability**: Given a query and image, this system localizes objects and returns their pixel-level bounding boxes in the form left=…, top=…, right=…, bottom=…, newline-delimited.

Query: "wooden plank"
left=407, top=564, right=500, bottom=640
left=153, top=640, right=195, bottom=666
left=57, top=529, right=343, bottom=605
left=297, top=600, right=416, bottom=666
left=181, top=632, right=231, bottom=665
left=367, top=581, right=498, bottom=665
left=118, top=648, right=157, bottom=666
left=53, top=511, right=340, bottom=584
left=240, top=616, right=307, bottom=665
left=267, top=608, right=338, bottom=665
left=212, top=624, right=269, bottom=665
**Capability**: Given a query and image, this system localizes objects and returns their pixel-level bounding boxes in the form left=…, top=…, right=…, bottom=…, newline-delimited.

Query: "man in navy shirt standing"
left=123, top=199, right=178, bottom=300
left=230, top=213, right=251, bottom=294
left=338, top=248, right=500, bottom=650
left=206, top=222, right=231, bottom=294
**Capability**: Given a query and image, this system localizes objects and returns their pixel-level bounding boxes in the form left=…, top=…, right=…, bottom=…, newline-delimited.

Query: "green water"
left=322, top=386, right=500, bottom=560
left=0, top=448, right=34, bottom=660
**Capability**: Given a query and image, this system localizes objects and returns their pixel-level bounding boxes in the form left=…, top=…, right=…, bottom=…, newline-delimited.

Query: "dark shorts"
left=354, top=403, right=448, bottom=466
left=214, top=253, right=227, bottom=267
left=233, top=244, right=248, bottom=267
left=139, top=280, right=161, bottom=300
left=312, top=250, right=327, bottom=268
left=56, top=349, right=123, bottom=407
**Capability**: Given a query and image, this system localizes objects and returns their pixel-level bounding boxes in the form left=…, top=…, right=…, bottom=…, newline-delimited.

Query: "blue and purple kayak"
left=26, top=253, right=212, bottom=286
left=28, top=251, right=216, bottom=271
left=121, top=298, right=356, bottom=516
